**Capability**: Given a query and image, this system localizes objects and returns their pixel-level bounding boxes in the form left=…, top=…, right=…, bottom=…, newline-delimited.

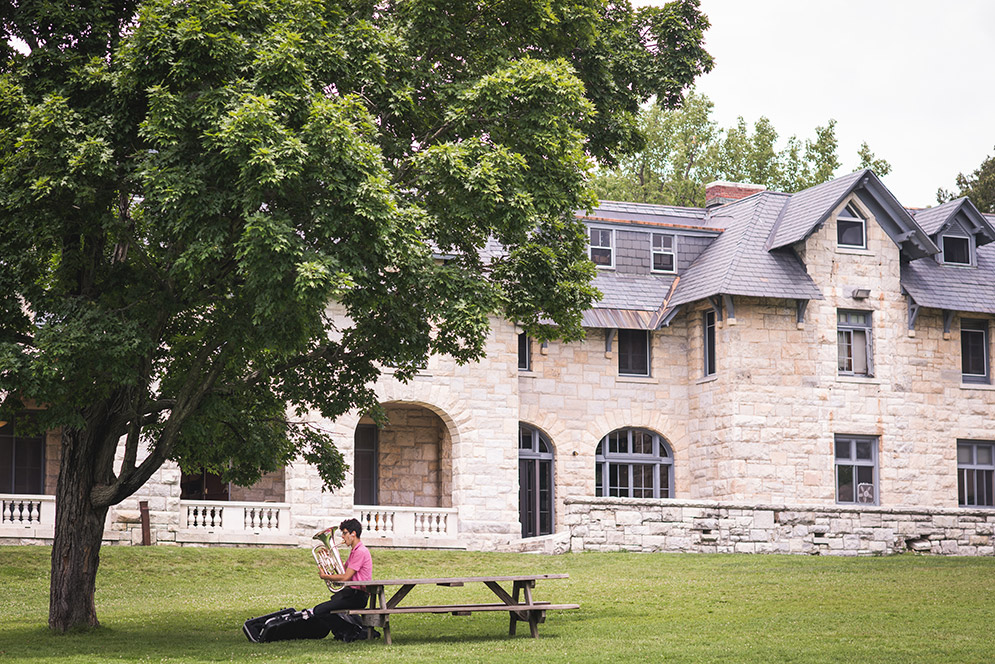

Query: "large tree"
left=937, top=147, right=995, bottom=213
left=0, top=0, right=712, bottom=632
left=592, top=92, right=891, bottom=206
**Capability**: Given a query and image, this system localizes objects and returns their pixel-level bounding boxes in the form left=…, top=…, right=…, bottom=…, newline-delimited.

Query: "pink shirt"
left=344, top=540, right=372, bottom=590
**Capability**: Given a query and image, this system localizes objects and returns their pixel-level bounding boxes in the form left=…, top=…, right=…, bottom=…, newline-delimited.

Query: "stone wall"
left=376, top=404, right=451, bottom=508
left=566, top=497, right=995, bottom=556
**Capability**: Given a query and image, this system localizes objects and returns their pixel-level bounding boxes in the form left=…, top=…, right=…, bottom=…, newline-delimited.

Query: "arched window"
left=519, top=424, right=554, bottom=538
left=595, top=428, right=673, bottom=498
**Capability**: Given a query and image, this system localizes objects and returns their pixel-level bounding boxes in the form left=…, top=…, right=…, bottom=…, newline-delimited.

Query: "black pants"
left=312, top=588, right=369, bottom=639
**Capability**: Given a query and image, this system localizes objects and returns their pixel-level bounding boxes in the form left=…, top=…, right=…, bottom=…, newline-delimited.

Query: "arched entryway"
left=519, top=423, right=554, bottom=538
left=354, top=403, right=453, bottom=508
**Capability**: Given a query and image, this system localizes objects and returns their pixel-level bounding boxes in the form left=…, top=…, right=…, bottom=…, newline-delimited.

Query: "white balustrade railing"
left=1, top=494, right=56, bottom=536
left=356, top=505, right=458, bottom=542
left=179, top=500, right=290, bottom=535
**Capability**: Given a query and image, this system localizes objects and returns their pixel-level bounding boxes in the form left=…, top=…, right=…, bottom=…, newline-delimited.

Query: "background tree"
left=0, top=0, right=712, bottom=632
left=937, top=148, right=995, bottom=213
left=592, top=92, right=891, bottom=205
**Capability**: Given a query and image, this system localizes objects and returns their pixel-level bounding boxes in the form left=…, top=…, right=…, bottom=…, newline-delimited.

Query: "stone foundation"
left=566, top=497, right=995, bottom=556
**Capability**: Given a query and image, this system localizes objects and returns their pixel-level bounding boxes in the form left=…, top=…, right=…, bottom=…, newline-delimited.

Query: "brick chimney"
left=705, top=181, right=766, bottom=208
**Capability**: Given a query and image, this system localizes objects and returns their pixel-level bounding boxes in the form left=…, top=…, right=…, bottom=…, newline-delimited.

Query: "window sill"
left=836, top=375, right=881, bottom=385
left=518, top=370, right=537, bottom=378
left=835, top=247, right=873, bottom=256
left=695, top=375, right=718, bottom=385
left=960, top=382, right=995, bottom=391
left=616, top=375, right=657, bottom=384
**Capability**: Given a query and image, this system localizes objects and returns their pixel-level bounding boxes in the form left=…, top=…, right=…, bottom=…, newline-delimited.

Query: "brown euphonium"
left=312, top=526, right=346, bottom=593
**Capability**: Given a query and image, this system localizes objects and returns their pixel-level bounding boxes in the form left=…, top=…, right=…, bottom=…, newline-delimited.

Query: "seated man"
left=312, top=518, right=378, bottom=642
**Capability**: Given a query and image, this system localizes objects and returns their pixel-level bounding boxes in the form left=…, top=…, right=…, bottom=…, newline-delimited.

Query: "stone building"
left=3, top=169, right=994, bottom=555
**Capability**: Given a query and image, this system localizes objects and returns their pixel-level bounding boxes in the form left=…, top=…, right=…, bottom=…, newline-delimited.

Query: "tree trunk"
left=49, top=427, right=111, bottom=632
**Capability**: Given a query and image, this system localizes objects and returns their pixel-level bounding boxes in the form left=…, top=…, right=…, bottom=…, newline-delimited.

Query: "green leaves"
left=0, top=0, right=711, bottom=496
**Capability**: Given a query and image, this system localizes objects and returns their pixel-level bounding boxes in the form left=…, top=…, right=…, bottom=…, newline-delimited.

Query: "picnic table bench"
left=334, top=574, right=578, bottom=645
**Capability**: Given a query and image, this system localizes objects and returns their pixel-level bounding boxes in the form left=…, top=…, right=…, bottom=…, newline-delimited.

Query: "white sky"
left=640, top=0, right=995, bottom=207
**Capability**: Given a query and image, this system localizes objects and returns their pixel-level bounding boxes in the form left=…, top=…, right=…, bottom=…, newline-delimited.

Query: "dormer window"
left=651, top=233, right=676, bottom=273
left=941, top=233, right=973, bottom=266
left=589, top=228, right=614, bottom=268
left=837, top=203, right=866, bottom=249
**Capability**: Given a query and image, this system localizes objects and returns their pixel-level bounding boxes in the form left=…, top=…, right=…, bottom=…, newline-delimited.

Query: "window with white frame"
left=651, top=232, right=676, bottom=273
left=703, top=309, right=716, bottom=376
left=837, top=310, right=872, bottom=376
left=836, top=202, right=866, bottom=249
left=618, top=329, right=649, bottom=376
left=595, top=428, right=673, bottom=498
left=957, top=440, right=994, bottom=507
left=961, top=319, right=989, bottom=384
left=941, top=233, right=973, bottom=266
left=589, top=228, right=614, bottom=268
left=835, top=435, right=878, bottom=505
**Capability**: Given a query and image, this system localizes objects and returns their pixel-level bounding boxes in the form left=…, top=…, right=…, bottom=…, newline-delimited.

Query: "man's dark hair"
left=340, top=517, right=362, bottom=537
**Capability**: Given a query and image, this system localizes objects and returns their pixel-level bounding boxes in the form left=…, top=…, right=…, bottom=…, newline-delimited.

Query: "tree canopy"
left=0, top=0, right=713, bottom=631
left=937, top=148, right=995, bottom=213
left=591, top=91, right=892, bottom=206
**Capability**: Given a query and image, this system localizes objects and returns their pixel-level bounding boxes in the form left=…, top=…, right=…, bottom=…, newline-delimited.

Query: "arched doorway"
left=519, top=423, right=554, bottom=538
left=354, top=403, right=453, bottom=508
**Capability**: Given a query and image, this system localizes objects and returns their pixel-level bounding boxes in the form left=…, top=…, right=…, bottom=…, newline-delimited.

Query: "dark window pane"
left=838, top=219, right=864, bottom=246
left=943, top=236, right=971, bottom=264
left=958, top=444, right=972, bottom=464
left=855, top=440, right=873, bottom=460
left=518, top=333, right=530, bottom=371
left=704, top=311, right=716, bottom=376
left=618, top=329, right=649, bottom=376
left=961, top=327, right=987, bottom=377
left=856, top=465, right=874, bottom=485
left=653, top=253, right=674, bottom=272
left=591, top=247, right=612, bottom=266
left=835, top=439, right=851, bottom=460
left=836, top=465, right=854, bottom=503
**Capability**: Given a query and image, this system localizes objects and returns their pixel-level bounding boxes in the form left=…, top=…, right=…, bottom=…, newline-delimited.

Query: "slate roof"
left=912, top=199, right=964, bottom=236
left=561, top=173, right=995, bottom=327
left=903, top=244, right=995, bottom=314
left=910, top=198, right=995, bottom=247
left=667, top=191, right=821, bottom=307
left=766, top=170, right=866, bottom=250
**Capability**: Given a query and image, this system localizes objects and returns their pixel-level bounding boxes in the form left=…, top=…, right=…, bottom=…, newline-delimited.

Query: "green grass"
left=1, top=546, right=993, bottom=663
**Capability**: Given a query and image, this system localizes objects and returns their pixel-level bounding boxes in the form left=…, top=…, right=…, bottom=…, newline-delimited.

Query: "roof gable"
left=912, top=197, right=995, bottom=247
left=766, top=169, right=938, bottom=258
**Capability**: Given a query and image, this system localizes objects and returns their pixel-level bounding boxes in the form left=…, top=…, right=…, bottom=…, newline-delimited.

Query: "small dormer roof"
left=765, top=169, right=938, bottom=258
left=911, top=197, right=995, bottom=247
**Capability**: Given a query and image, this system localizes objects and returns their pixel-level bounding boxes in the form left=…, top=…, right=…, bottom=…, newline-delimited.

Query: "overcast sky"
left=645, top=0, right=995, bottom=207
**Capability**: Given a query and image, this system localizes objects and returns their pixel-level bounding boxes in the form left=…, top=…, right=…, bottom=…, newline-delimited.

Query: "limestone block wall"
left=375, top=404, right=451, bottom=508
left=685, top=193, right=995, bottom=508
left=519, top=320, right=691, bottom=532
left=566, top=497, right=995, bottom=556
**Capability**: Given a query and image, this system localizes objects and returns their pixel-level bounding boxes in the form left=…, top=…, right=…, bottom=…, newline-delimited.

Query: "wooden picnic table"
left=337, top=574, right=578, bottom=645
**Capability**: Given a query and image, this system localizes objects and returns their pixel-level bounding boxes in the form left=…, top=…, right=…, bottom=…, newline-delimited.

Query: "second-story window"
left=518, top=332, right=532, bottom=371
left=618, top=329, right=649, bottom=376
left=589, top=228, right=614, bottom=268
left=703, top=310, right=716, bottom=376
left=942, top=234, right=973, bottom=266
left=961, top=319, right=989, bottom=384
left=837, top=310, right=872, bottom=376
left=651, top=233, right=676, bottom=273
left=837, top=203, right=866, bottom=249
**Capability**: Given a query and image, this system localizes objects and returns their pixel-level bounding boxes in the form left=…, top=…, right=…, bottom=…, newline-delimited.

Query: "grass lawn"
left=1, top=545, right=993, bottom=663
